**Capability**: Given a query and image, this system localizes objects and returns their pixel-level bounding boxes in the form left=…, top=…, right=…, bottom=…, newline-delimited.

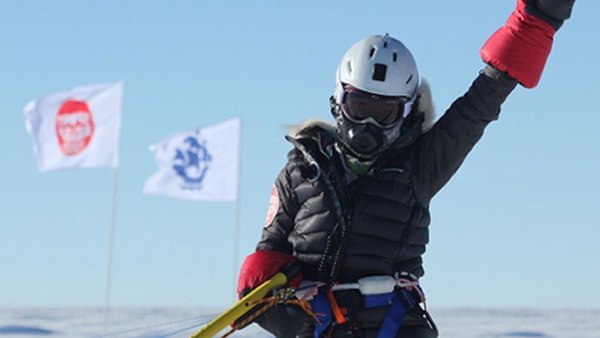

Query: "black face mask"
left=343, top=121, right=386, bottom=156
left=332, top=103, right=402, bottom=162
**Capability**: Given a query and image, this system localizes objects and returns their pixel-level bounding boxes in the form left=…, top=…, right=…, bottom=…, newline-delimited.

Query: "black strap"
left=315, top=152, right=352, bottom=287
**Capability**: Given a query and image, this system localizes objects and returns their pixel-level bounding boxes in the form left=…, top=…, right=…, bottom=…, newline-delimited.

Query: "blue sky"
left=1, top=1, right=598, bottom=310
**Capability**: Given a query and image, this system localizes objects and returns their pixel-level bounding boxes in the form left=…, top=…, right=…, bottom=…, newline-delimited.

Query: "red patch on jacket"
left=264, top=184, right=279, bottom=227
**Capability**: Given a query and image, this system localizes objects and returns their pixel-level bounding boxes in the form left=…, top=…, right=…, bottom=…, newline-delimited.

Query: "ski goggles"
left=341, top=87, right=410, bottom=127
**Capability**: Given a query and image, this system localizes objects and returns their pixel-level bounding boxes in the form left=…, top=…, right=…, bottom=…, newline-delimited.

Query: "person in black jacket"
left=236, top=1, right=575, bottom=337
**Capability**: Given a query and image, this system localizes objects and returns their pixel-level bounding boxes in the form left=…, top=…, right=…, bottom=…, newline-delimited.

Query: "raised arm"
left=414, top=0, right=575, bottom=203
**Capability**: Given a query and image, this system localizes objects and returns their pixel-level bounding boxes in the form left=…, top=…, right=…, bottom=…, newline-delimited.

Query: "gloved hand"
left=237, top=250, right=303, bottom=299
left=480, top=0, right=576, bottom=88
left=529, top=0, right=575, bottom=29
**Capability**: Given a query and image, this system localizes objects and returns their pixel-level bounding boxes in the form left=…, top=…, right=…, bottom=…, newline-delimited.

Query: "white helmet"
left=331, top=34, right=420, bottom=163
left=337, top=33, right=418, bottom=98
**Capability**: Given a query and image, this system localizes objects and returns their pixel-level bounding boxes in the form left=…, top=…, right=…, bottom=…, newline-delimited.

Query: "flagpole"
left=232, top=118, right=243, bottom=302
left=232, top=190, right=241, bottom=302
left=103, top=167, right=119, bottom=330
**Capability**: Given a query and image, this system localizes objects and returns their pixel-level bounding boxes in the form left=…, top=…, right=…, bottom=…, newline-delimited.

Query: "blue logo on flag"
left=172, top=135, right=212, bottom=190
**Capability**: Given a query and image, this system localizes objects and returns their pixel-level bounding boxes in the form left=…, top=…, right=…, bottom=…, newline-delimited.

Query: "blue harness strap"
left=309, top=291, right=334, bottom=338
left=309, top=288, right=417, bottom=338
left=366, top=289, right=415, bottom=338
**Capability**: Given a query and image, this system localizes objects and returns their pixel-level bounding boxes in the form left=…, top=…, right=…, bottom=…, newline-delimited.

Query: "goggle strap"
left=335, top=69, right=346, bottom=105
left=403, top=95, right=416, bottom=118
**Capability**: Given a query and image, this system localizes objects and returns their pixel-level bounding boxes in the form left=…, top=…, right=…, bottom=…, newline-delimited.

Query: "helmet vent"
left=405, top=74, right=413, bottom=84
left=373, top=63, right=387, bottom=82
left=369, top=47, right=376, bottom=58
left=392, top=52, right=397, bottom=62
left=383, top=41, right=388, bottom=48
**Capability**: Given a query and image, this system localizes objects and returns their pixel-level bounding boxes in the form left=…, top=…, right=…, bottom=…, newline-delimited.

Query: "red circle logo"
left=55, top=100, right=95, bottom=156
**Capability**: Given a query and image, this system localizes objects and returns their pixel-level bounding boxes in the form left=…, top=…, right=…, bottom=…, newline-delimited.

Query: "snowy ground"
left=1, top=307, right=599, bottom=338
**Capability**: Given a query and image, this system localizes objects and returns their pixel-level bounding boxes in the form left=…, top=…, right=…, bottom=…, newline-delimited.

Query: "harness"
left=296, top=274, right=426, bottom=338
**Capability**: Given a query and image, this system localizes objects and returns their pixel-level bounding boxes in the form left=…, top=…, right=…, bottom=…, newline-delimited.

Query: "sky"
left=1, top=1, right=598, bottom=310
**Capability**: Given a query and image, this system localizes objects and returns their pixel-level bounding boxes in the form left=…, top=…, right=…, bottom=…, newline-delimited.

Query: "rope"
left=220, top=290, right=320, bottom=338
left=94, top=313, right=218, bottom=338
left=219, top=297, right=277, bottom=338
left=98, top=287, right=317, bottom=338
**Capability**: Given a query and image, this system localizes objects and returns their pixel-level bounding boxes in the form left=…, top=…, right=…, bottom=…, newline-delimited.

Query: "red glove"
left=480, top=0, right=570, bottom=88
left=237, top=250, right=302, bottom=299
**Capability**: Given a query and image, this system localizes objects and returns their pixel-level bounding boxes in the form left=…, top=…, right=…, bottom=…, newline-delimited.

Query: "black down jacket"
left=257, top=73, right=517, bottom=282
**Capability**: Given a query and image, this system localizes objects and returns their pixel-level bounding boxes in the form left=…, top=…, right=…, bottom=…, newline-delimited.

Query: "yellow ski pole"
left=190, top=261, right=301, bottom=338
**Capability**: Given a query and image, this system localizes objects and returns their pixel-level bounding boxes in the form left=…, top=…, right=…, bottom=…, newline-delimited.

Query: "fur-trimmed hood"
left=417, top=79, right=436, bottom=132
left=289, top=79, right=436, bottom=138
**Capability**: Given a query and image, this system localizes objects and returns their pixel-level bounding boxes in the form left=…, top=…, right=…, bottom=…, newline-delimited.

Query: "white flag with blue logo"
left=143, top=117, right=241, bottom=201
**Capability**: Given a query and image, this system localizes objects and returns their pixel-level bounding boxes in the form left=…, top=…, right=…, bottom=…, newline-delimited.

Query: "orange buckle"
left=326, top=288, right=347, bottom=324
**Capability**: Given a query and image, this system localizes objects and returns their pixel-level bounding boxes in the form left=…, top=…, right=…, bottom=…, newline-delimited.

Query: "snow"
left=1, top=307, right=599, bottom=338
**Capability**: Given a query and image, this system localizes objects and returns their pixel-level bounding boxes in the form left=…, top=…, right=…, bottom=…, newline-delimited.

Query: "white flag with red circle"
left=24, top=82, right=123, bottom=171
